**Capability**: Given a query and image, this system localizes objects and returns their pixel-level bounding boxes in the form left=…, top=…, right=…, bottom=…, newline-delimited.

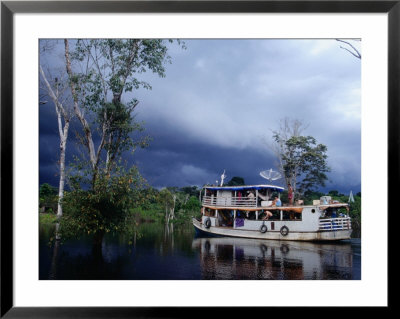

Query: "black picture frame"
left=1, top=1, right=394, bottom=317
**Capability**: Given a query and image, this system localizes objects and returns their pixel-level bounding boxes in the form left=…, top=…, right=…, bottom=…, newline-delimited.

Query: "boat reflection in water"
left=192, top=236, right=360, bottom=280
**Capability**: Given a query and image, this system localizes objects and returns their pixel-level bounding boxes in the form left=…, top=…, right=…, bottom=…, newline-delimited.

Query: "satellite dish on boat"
left=260, top=169, right=281, bottom=182
left=220, top=170, right=227, bottom=186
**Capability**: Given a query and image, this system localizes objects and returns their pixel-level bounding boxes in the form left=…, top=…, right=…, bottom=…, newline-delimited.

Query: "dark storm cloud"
left=133, top=120, right=277, bottom=189
left=39, top=39, right=361, bottom=194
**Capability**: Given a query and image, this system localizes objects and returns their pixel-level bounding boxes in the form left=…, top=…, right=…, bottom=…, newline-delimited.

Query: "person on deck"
left=247, top=191, right=255, bottom=204
left=272, top=197, right=282, bottom=207
left=247, top=191, right=255, bottom=198
left=262, top=211, right=273, bottom=220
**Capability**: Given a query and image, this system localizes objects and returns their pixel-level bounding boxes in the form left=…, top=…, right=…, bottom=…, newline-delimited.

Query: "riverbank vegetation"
left=40, top=181, right=360, bottom=237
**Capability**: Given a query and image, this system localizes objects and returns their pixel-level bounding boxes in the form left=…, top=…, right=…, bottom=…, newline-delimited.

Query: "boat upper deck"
left=203, top=184, right=285, bottom=192
left=202, top=184, right=284, bottom=209
left=201, top=184, right=348, bottom=210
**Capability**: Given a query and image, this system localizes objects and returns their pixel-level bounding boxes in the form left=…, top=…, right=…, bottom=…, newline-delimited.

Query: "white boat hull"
left=193, top=218, right=352, bottom=241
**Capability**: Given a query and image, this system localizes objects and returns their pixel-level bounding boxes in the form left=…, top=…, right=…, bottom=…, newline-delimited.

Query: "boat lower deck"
left=193, top=218, right=352, bottom=241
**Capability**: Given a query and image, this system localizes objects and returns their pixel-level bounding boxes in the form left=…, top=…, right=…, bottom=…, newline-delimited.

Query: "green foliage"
left=39, top=213, right=58, bottom=225
left=302, top=190, right=325, bottom=205
left=130, top=204, right=164, bottom=223
left=179, top=186, right=200, bottom=198
left=68, top=39, right=184, bottom=186
left=39, top=183, right=58, bottom=210
left=39, top=183, right=57, bottom=198
left=158, top=188, right=175, bottom=210
left=50, top=39, right=185, bottom=244
left=226, top=176, right=245, bottom=186
left=328, top=190, right=345, bottom=197
left=348, top=197, right=361, bottom=236
left=131, top=186, right=202, bottom=224
left=60, top=164, right=146, bottom=241
left=275, top=134, right=330, bottom=196
left=184, top=196, right=202, bottom=211
left=173, top=196, right=202, bottom=225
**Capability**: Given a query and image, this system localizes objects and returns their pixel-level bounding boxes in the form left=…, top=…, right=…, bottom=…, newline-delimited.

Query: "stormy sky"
left=39, top=39, right=361, bottom=194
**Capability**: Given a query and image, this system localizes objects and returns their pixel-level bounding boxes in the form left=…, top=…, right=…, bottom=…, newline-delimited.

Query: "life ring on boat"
left=260, top=224, right=268, bottom=233
left=280, top=226, right=289, bottom=236
left=204, top=218, right=211, bottom=229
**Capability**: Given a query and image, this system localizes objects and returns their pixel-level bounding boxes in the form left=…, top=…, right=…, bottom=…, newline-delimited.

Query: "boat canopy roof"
left=204, top=184, right=284, bottom=192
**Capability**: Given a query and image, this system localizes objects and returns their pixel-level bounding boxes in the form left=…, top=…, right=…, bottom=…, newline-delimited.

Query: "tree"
left=270, top=117, right=309, bottom=194
left=40, top=41, right=74, bottom=217
left=281, top=135, right=330, bottom=197
left=328, top=190, right=344, bottom=197
left=328, top=190, right=339, bottom=197
left=64, top=39, right=176, bottom=186
left=60, top=164, right=146, bottom=250
left=226, top=176, right=245, bottom=186
left=59, top=39, right=182, bottom=249
left=39, top=183, right=58, bottom=209
left=158, top=188, right=175, bottom=223
left=179, top=186, right=200, bottom=198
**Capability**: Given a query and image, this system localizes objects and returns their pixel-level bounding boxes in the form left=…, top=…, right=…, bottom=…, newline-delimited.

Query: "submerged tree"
left=60, top=38, right=182, bottom=249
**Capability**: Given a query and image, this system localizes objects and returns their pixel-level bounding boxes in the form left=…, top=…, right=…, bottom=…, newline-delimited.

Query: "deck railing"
left=202, top=195, right=257, bottom=208
left=319, top=217, right=351, bottom=231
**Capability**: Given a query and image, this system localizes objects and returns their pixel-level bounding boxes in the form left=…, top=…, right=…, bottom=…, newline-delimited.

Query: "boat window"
left=245, top=211, right=256, bottom=220
left=204, top=208, right=216, bottom=217
left=282, top=210, right=302, bottom=221
left=218, top=209, right=234, bottom=227
left=321, top=207, right=348, bottom=219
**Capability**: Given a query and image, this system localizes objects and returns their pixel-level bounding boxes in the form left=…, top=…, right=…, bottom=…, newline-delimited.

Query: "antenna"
left=220, top=170, right=227, bottom=186
left=259, top=168, right=281, bottom=182
left=348, top=190, right=355, bottom=203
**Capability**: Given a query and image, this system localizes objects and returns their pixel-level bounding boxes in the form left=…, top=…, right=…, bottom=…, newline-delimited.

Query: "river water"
left=39, top=221, right=361, bottom=280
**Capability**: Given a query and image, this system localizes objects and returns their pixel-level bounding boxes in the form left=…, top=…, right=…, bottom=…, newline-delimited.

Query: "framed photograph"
left=1, top=0, right=394, bottom=317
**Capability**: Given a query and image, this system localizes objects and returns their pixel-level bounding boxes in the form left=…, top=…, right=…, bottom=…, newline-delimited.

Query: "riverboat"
left=192, top=184, right=352, bottom=241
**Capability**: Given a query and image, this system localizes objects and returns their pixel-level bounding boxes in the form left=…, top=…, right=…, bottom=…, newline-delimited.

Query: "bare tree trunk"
left=39, top=64, right=71, bottom=218
left=170, top=195, right=176, bottom=221
left=57, top=122, right=69, bottom=217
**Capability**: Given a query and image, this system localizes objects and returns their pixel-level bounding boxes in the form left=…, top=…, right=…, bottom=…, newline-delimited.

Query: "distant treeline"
left=39, top=183, right=202, bottom=225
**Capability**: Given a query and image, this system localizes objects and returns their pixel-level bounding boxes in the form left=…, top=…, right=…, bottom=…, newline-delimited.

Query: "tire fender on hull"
left=260, top=224, right=268, bottom=233
left=280, top=225, right=289, bottom=236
